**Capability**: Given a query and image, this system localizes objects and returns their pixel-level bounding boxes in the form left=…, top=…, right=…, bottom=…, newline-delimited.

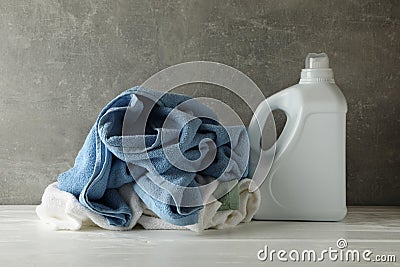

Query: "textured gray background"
left=0, top=0, right=399, bottom=205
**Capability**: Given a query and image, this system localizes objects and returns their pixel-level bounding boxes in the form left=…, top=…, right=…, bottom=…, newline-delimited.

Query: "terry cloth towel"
left=139, top=179, right=260, bottom=231
left=36, top=182, right=142, bottom=231
left=215, top=182, right=239, bottom=211
left=57, top=87, right=249, bottom=227
left=36, top=179, right=259, bottom=231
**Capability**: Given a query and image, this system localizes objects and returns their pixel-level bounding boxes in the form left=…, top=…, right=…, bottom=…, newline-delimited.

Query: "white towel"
left=35, top=182, right=143, bottom=230
left=36, top=179, right=260, bottom=232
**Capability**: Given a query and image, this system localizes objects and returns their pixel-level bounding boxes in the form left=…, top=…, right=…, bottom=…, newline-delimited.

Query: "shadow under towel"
left=58, top=87, right=249, bottom=227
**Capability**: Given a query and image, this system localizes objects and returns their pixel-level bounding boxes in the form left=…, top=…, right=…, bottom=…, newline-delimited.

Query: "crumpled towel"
left=36, top=179, right=260, bottom=232
left=57, top=87, right=249, bottom=227
left=36, top=182, right=141, bottom=231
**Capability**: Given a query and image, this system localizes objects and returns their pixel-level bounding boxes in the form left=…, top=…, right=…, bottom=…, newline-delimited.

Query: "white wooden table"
left=0, top=206, right=399, bottom=267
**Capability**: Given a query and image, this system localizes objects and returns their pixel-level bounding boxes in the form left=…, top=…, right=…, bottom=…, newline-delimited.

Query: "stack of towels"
left=36, top=87, right=260, bottom=232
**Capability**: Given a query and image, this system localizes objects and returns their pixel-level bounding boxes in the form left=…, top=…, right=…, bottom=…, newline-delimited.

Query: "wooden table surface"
left=0, top=206, right=399, bottom=267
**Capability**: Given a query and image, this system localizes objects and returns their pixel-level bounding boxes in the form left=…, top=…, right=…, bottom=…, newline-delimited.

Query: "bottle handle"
left=249, top=89, right=300, bottom=162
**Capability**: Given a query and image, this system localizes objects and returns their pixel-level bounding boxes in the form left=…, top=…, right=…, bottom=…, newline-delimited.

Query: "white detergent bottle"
left=248, top=53, right=347, bottom=221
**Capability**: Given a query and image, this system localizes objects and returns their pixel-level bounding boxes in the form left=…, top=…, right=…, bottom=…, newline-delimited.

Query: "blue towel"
left=58, top=87, right=249, bottom=226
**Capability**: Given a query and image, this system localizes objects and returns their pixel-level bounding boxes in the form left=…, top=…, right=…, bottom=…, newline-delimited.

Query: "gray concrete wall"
left=0, top=0, right=399, bottom=205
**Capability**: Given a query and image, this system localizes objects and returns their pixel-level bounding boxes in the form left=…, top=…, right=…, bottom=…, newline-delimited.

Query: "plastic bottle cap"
left=305, top=53, right=330, bottom=69
left=300, top=53, right=334, bottom=83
